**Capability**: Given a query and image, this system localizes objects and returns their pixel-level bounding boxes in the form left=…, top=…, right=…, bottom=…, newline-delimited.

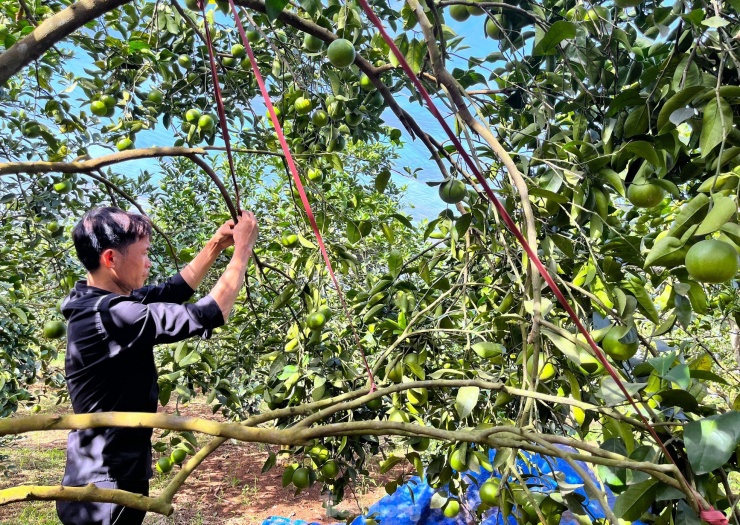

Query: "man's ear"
left=101, top=249, right=116, bottom=269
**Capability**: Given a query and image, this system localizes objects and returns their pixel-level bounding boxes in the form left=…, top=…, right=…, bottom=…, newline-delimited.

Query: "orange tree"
left=2, top=0, right=740, bottom=523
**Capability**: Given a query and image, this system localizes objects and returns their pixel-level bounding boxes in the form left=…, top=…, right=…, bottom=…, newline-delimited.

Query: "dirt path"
left=0, top=398, right=395, bottom=525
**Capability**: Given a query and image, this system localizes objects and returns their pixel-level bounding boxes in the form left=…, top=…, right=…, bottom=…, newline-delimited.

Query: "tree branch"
left=0, top=0, right=132, bottom=85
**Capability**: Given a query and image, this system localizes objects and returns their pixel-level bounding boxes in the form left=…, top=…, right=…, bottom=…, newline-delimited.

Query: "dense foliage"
left=2, top=0, right=740, bottom=522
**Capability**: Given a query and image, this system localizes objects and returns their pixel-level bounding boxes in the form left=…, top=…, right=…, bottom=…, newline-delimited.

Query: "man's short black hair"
left=72, top=207, right=152, bottom=272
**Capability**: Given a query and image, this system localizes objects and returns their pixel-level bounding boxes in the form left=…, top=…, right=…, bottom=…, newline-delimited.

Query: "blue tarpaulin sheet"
left=262, top=447, right=634, bottom=525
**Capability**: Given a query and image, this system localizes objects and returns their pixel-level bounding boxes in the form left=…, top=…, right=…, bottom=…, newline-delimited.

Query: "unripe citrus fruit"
left=480, top=478, right=501, bottom=505
left=147, top=89, right=163, bottom=104
left=485, top=15, right=508, bottom=39
left=231, top=44, right=246, bottom=58
left=439, top=180, right=466, bottom=204
left=627, top=181, right=665, bottom=208
left=292, top=467, right=311, bottom=489
left=450, top=449, right=467, bottom=471
left=327, top=135, right=346, bottom=153
left=359, top=74, right=376, bottom=92
left=306, top=312, right=327, bottom=331
left=303, top=33, right=324, bottom=52
left=345, top=110, right=364, bottom=127
left=388, top=408, right=410, bottom=422
left=171, top=448, right=187, bottom=464
left=90, top=101, right=108, bottom=116
left=307, top=168, right=323, bottom=183
left=311, top=110, right=329, bottom=127
left=185, top=108, right=202, bottom=123
left=467, top=0, right=485, bottom=15
left=602, top=327, right=638, bottom=361
left=43, top=320, right=66, bottom=339
left=387, top=362, right=403, bottom=383
left=318, top=305, right=333, bottom=320
left=526, top=355, right=556, bottom=381
left=156, top=457, right=173, bottom=473
left=327, top=39, right=356, bottom=68
left=46, top=221, right=60, bottom=233
left=100, top=95, right=117, bottom=108
left=116, top=138, right=133, bottom=151
left=294, top=96, right=313, bottom=115
left=449, top=4, right=471, bottom=21
left=178, top=55, right=192, bottom=68
left=685, top=239, right=739, bottom=283
left=198, top=114, right=216, bottom=131
left=321, top=460, right=339, bottom=478
left=443, top=499, right=460, bottom=518
left=281, top=232, right=299, bottom=247
left=53, top=180, right=73, bottom=194
left=406, top=387, right=428, bottom=406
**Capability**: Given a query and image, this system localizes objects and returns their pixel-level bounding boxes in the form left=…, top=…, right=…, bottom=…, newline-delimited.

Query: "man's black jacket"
left=61, top=274, right=224, bottom=485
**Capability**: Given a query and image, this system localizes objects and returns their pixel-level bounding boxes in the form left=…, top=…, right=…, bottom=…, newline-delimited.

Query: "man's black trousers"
left=56, top=480, right=149, bottom=525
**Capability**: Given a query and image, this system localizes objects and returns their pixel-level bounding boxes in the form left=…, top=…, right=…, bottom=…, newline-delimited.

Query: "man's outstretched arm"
left=181, top=218, right=237, bottom=291
left=208, top=211, right=258, bottom=321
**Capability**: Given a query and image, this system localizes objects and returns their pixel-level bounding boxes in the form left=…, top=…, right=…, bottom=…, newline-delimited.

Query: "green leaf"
left=622, top=279, right=659, bottom=324
left=667, top=194, right=710, bottom=237
left=380, top=455, right=405, bottom=474
left=347, top=221, right=361, bottom=244
left=664, top=364, right=691, bottom=390
left=684, top=411, right=740, bottom=474
left=655, top=389, right=698, bottom=413
left=405, top=39, right=426, bottom=75
left=702, top=15, right=730, bottom=27
left=623, top=106, right=649, bottom=138
left=690, top=369, right=729, bottom=385
left=613, top=479, right=659, bottom=521
left=388, top=249, right=403, bottom=278
left=686, top=281, right=708, bottom=315
left=472, top=342, right=505, bottom=359
left=619, top=141, right=662, bottom=168
left=179, top=350, right=201, bottom=366
left=598, top=376, right=646, bottom=406
left=533, top=21, right=576, bottom=56
left=455, top=386, right=479, bottom=419
left=676, top=500, right=701, bottom=525
left=648, top=351, right=677, bottom=376
left=265, top=0, right=290, bottom=20
left=375, top=169, right=391, bottom=193
left=694, top=195, right=737, bottom=236
left=644, top=236, right=686, bottom=268
left=700, top=97, right=733, bottom=157
left=262, top=451, right=276, bottom=473
left=721, top=222, right=740, bottom=245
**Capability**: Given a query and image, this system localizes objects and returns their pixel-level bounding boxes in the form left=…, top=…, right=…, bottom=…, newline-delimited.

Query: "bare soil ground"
left=0, top=397, right=396, bottom=525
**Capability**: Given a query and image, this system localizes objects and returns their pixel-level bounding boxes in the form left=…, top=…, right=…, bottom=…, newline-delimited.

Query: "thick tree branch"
left=0, top=484, right=172, bottom=515
left=0, top=147, right=238, bottom=222
left=0, top=0, right=132, bottom=85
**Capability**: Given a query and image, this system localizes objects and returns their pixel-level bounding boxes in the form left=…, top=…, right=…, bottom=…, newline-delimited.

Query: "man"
left=56, top=206, right=258, bottom=525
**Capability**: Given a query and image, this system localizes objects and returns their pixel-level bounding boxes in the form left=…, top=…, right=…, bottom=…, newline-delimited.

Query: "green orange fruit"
left=90, top=101, right=108, bottom=116
left=479, top=478, right=501, bottom=505
left=178, top=55, right=192, bottom=68
left=281, top=232, right=299, bottom=248
left=53, top=180, right=73, bottom=194
left=294, top=96, right=313, bottom=115
left=198, top=114, right=216, bottom=131
left=602, top=326, right=638, bottom=361
left=185, top=108, right=202, bottom=123
left=321, top=460, right=339, bottom=479
left=156, top=457, right=173, bottom=473
left=292, top=467, right=311, bottom=489
left=359, top=74, right=376, bottom=92
left=327, top=39, right=356, bottom=68
left=627, top=181, right=666, bottom=208
left=116, top=138, right=133, bottom=151
left=311, top=110, right=329, bottom=127
left=303, top=33, right=324, bottom=52
left=171, top=448, right=187, bottom=464
left=686, top=239, right=739, bottom=283
left=147, top=89, right=164, bottom=104
left=306, top=312, right=327, bottom=331
left=439, top=180, right=466, bottom=204
left=443, top=499, right=460, bottom=518
left=43, top=320, right=66, bottom=339
left=449, top=4, right=471, bottom=21
left=231, top=44, right=246, bottom=58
